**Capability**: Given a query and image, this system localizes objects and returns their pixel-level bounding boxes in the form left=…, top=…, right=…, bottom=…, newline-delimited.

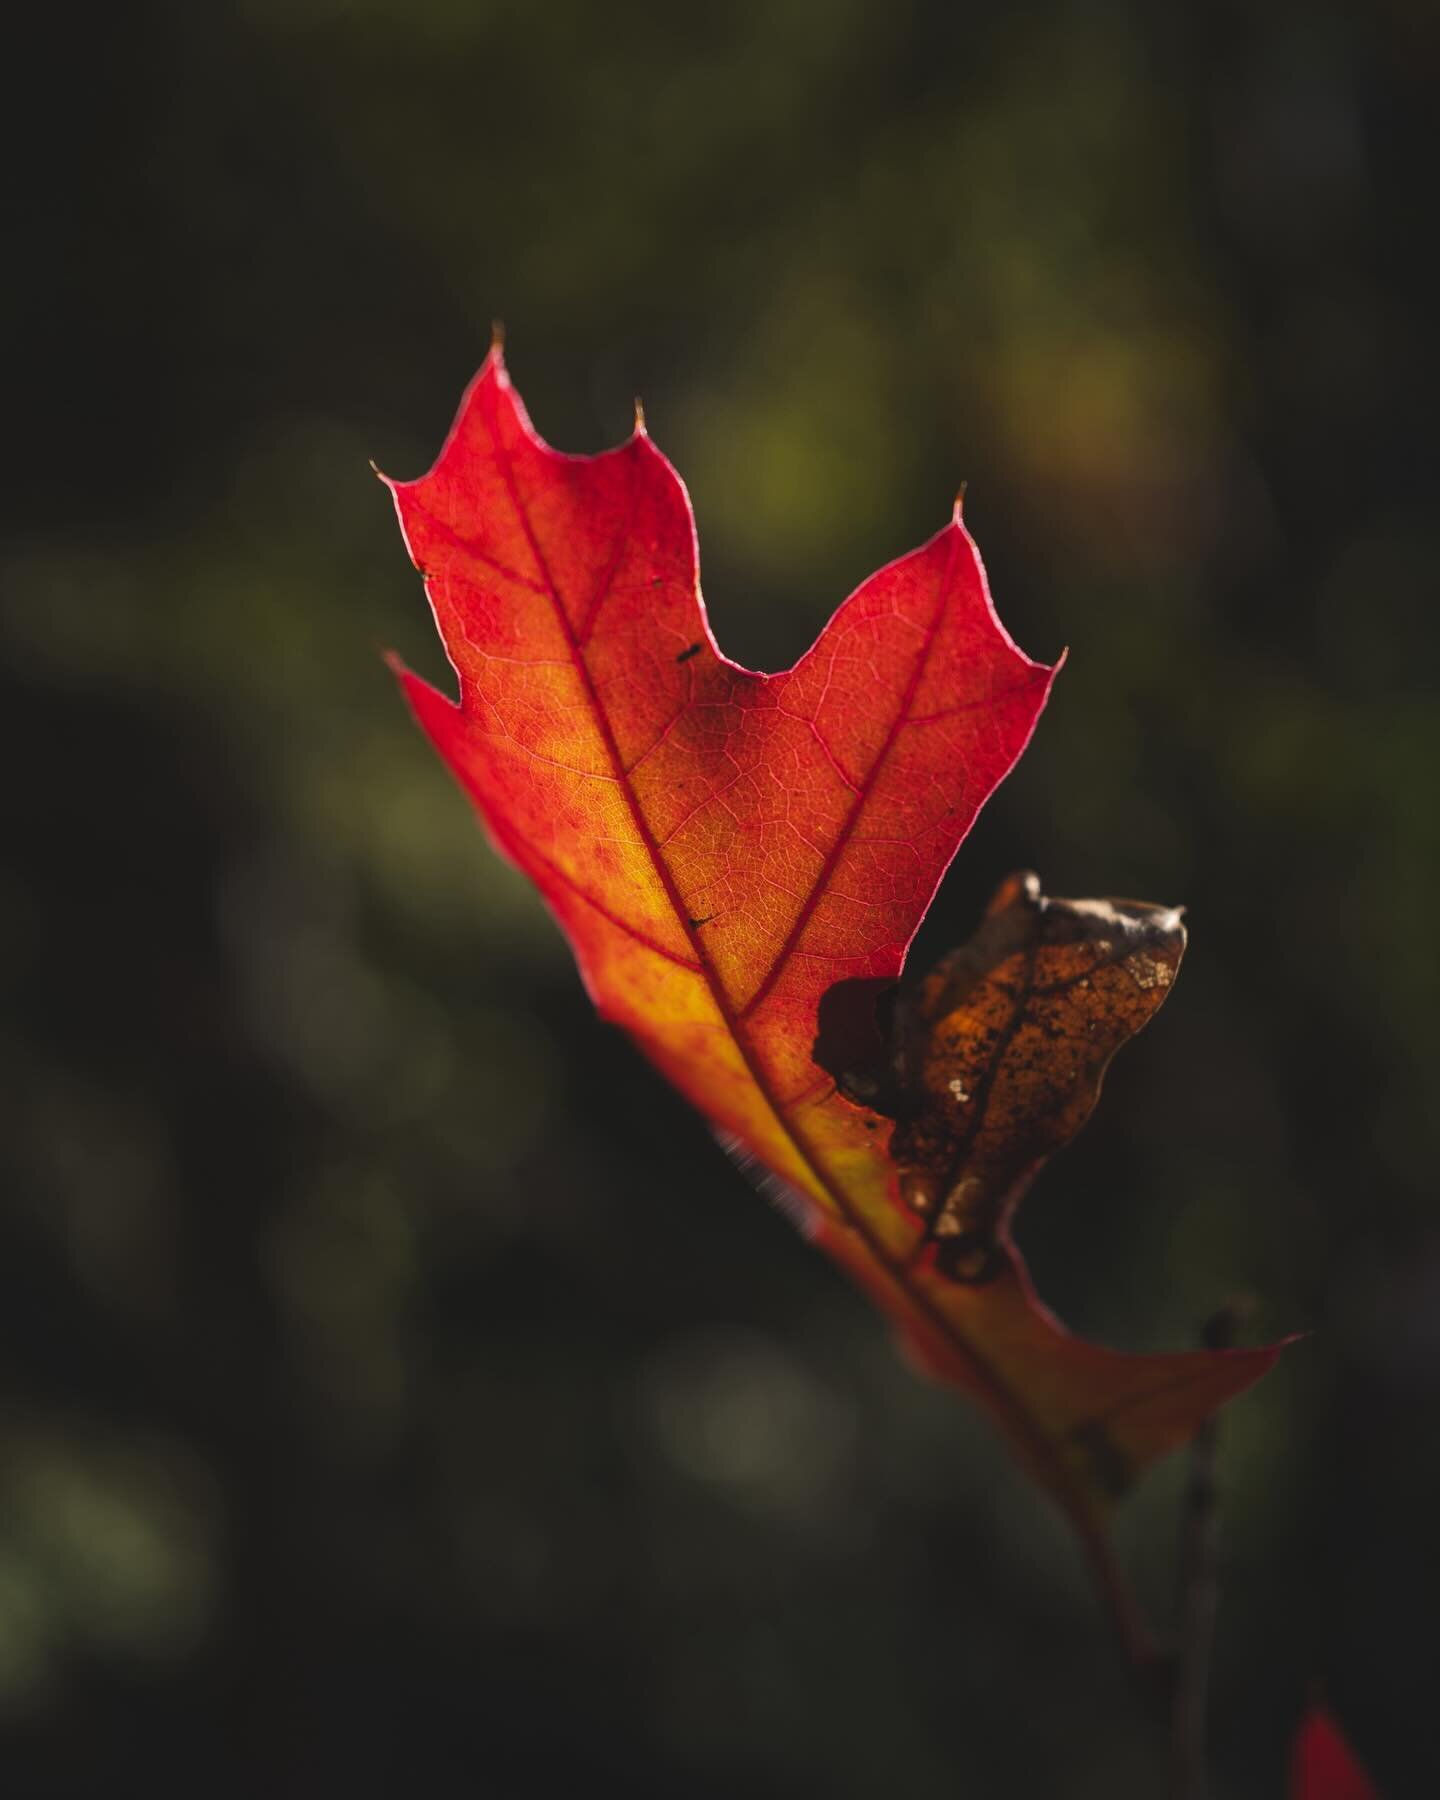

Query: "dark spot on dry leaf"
left=818, top=871, right=1185, bottom=1282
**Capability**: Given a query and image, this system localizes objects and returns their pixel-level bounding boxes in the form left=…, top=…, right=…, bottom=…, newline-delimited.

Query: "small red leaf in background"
left=1290, top=1706, right=1380, bottom=1800
left=383, top=349, right=1282, bottom=1541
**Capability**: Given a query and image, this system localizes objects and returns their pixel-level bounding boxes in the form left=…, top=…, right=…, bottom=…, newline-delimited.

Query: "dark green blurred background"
left=2, top=2, right=1435, bottom=1794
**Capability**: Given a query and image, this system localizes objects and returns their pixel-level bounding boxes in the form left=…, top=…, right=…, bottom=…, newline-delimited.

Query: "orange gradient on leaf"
left=383, top=349, right=1282, bottom=1545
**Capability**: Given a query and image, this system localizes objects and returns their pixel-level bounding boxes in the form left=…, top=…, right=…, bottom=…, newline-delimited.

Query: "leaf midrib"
left=480, top=379, right=1096, bottom=1533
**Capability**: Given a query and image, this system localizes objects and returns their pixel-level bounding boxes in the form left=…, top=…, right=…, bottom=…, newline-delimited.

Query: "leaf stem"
left=1169, top=1308, right=1239, bottom=1800
left=1080, top=1516, right=1165, bottom=1692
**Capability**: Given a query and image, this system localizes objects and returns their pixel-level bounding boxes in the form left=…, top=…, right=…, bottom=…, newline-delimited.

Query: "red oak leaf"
left=1290, top=1707, right=1381, bottom=1800
left=381, top=348, right=1282, bottom=1636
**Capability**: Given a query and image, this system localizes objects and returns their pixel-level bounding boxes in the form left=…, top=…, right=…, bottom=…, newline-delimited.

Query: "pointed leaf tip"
left=385, top=354, right=1283, bottom=1542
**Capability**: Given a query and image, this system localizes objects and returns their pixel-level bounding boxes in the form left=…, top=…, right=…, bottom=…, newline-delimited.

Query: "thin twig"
left=1170, top=1307, right=1242, bottom=1800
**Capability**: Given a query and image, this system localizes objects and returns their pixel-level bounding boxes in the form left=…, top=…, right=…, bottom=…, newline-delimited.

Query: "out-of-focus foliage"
left=0, top=1, right=1432, bottom=1795
left=1290, top=1706, right=1380, bottom=1800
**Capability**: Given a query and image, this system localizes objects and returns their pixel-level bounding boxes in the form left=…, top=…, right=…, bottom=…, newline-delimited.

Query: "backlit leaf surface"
left=384, top=349, right=1280, bottom=1542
